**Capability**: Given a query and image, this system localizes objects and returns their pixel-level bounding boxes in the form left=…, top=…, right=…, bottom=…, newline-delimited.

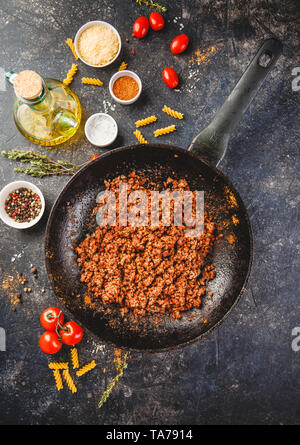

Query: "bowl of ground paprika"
left=109, top=70, right=142, bottom=105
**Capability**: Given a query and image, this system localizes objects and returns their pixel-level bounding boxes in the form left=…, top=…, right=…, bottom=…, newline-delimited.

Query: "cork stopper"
left=14, top=70, right=43, bottom=100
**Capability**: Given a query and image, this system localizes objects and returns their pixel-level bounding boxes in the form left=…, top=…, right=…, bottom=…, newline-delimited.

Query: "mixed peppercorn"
left=5, top=188, right=42, bottom=223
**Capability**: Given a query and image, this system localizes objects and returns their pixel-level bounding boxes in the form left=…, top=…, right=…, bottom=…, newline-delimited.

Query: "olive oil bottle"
left=6, top=70, right=81, bottom=147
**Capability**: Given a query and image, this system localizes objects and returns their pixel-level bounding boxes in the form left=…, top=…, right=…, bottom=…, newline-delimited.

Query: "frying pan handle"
left=188, top=38, right=283, bottom=166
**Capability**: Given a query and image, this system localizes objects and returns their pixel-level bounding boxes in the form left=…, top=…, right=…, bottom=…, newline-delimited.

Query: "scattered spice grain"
left=232, top=215, right=239, bottom=225
left=188, top=46, right=217, bottom=65
left=227, top=234, right=235, bottom=244
left=2, top=273, right=23, bottom=310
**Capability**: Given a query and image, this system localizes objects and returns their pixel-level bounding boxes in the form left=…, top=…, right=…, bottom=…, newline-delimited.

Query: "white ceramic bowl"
left=74, top=20, right=121, bottom=68
left=109, top=70, right=142, bottom=105
left=0, top=181, right=45, bottom=229
left=85, top=112, right=118, bottom=147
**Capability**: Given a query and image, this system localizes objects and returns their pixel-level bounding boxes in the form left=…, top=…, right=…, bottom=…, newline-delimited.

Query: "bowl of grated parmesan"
left=75, top=21, right=121, bottom=68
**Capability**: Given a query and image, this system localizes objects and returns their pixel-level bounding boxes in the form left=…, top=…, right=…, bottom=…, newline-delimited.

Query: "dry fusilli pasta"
left=53, top=370, right=63, bottom=391
left=154, top=125, right=176, bottom=137
left=62, top=84, right=69, bottom=96
left=63, top=369, right=77, bottom=393
left=135, top=116, right=157, bottom=128
left=162, top=105, right=184, bottom=120
left=82, top=77, right=103, bottom=86
left=76, top=360, right=97, bottom=377
left=66, top=38, right=78, bottom=60
left=49, top=362, right=69, bottom=370
left=118, top=61, right=128, bottom=71
left=71, top=348, right=80, bottom=370
left=133, top=130, right=149, bottom=144
left=63, top=64, right=78, bottom=86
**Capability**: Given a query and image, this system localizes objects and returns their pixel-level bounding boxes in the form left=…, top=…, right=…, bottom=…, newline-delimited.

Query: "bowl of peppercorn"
left=0, top=181, right=45, bottom=229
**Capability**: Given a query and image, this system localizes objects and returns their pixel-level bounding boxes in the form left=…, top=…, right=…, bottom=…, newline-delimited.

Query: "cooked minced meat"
left=76, top=172, right=216, bottom=319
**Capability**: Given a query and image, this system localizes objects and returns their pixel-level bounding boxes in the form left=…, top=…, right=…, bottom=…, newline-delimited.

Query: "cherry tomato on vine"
left=90, top=154, right=99, bottom=162
left=40, top=307, right=64, bottom=331
left=149, top=12, right=165, bottom=31
left=133, top=16, right=149, bottom=39
left=170, top=34, right=189, bottom=54
left=39, top=331, right=62, bottom=355
left=60, top=321, right=83, bottom=346
left=162, top=67, right=179, bottom=89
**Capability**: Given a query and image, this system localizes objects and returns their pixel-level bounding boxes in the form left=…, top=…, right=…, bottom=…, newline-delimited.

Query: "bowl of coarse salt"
left=85, top=113, right=118, bottom=147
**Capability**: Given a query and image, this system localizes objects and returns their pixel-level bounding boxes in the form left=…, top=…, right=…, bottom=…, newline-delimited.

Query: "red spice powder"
left=113, top=76, right=139, bottom=101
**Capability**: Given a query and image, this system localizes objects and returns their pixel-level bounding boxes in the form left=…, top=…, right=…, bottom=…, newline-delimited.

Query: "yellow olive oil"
left=7, top=72, right=81, bottom=147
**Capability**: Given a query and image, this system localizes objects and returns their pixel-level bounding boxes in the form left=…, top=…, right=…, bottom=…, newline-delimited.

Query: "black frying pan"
left=45, top=39, right=282, bottom=352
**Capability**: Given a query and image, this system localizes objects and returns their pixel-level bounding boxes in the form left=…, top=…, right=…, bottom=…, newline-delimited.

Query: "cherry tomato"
left=162, top=67, right=179, bottom=89
left=40, top=307, right=64, bottom=332
left=170, top=34, right=189, bottom=54
left=90, top=154, right=99, bottom=162
left=133, top=16, right=149, bottom=39
left=39, top=331, right=62, bottom=355
left=149, top=12, right=165, bottom=31
left=60, top=321, right=83, bottom=346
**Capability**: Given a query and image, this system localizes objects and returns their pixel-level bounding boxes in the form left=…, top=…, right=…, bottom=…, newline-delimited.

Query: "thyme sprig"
left=98, top=352, right=131, bottom=409
left=1, top=149, right=80, bottom=178
left=134, top=0, right=167, bottom=13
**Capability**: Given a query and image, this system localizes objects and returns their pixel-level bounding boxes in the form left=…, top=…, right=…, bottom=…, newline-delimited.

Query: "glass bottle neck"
left=27, top=83, right=53, bottom=113
left=6, top=71, right=52, bottom=112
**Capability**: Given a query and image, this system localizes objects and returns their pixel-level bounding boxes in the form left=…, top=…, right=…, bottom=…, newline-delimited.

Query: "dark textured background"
left=0, top=0, right=299, bottom=425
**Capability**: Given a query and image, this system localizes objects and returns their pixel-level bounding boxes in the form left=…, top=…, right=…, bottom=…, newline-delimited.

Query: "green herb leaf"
left=134, top=0, right=167, bottom=13
left=98, top=352, right=131, bottom=409
left=2, top=149, right=80, bottom=178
